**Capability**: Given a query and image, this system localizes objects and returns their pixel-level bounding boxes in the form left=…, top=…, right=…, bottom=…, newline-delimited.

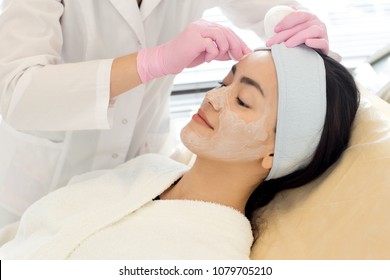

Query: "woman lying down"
left=0, top=44, right=359, bottom=260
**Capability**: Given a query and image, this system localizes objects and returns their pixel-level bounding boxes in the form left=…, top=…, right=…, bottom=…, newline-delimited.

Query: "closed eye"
left=218, top=82, right=249, bottom=108
left=236, top=97, right=249, bottom=108
left=217, top=81, right=226, bottom=87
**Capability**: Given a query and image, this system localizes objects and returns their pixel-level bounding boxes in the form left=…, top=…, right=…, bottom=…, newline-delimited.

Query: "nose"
left=206, top=87, right=228, bottom=111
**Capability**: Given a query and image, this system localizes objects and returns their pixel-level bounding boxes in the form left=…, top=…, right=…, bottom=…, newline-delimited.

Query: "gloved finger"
left=188, top=53, right=206, bottom=68
left=266, top=19, right=326, bottom=47
left=201, top=25, right=250, bottom=60
left=274, top=10, right=315, bottom=32
left=202, top=37, right=220, bottom=62
left=215, top=52, right=231, bottom=61
left=266, top=26, right=298, bottom=47
left=266, top=18, right=313, bottom=46
left=226, top=41, right=252, bottom=61
left=304, top=38, right=329, bottom=54
left=202, top=26, right=251, bottom=61
left=284, top=25, right=327, bottom=48
left=221, top=27, right=252, bottom=60
left=201, top=27, right=230, bottom=60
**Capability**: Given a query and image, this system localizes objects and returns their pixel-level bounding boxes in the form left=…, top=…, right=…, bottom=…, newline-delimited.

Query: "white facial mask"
left=181, top=83, right=271, bottom=162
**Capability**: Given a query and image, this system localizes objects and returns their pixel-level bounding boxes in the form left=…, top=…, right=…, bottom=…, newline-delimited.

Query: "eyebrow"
left=231, top=65, right=264, bottom=96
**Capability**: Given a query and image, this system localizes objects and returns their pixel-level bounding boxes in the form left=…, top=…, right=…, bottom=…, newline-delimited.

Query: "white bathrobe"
left=0, top=154, right=253, bottom=259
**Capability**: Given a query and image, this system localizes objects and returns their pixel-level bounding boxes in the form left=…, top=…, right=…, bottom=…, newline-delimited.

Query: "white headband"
left=266, top=44, right=326, bottom=180
left=263, top=6, right=327, bottom=180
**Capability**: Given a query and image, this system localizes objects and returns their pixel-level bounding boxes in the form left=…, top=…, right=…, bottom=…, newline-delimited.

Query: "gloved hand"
left=266, top=10, right=329, bottom=55
left=137, top=19, right=252, bottom=83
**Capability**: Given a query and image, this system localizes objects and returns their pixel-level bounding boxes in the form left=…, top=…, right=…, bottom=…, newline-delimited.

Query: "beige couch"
left=251, top=88, right=390, bottom=259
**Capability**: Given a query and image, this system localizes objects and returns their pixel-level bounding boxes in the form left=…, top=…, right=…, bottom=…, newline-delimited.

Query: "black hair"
left=245, top=52, right=360, bottom=236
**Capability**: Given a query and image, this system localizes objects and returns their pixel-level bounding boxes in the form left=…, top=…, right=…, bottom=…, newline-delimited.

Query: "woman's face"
left=181, top=51, right=278, bottom=163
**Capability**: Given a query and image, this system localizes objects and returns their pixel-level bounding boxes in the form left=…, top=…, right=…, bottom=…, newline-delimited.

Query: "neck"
left=161, top=157, right=267, bottom=213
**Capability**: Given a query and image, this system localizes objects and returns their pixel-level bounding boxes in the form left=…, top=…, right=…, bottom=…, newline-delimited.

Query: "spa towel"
left=0, top=154, right=253, bottom=259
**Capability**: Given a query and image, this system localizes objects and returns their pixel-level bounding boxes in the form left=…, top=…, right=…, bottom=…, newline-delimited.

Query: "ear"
left=261, top=153, right=274, bottom=170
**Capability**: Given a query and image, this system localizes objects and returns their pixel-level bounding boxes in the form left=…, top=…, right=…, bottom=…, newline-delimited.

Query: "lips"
left=196, top=109, right=214, bottom=129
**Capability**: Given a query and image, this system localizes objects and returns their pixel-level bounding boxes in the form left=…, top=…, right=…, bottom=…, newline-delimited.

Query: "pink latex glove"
left=266, top=10, right=329, bottom=55
left=137, top=19, right=252, bottom=83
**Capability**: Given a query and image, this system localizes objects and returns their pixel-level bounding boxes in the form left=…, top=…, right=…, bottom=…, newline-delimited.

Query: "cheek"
left=220, top=96, right=272, bottom=143
left=220, top=110, right=267, bottom=140
left=181, top=108, right=272, bottom=162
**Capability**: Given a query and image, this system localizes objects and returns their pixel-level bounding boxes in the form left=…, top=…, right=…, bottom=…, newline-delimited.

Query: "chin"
left=180, top=126, right=209, bottom=155
left=180, top=126, right=196, bottom=152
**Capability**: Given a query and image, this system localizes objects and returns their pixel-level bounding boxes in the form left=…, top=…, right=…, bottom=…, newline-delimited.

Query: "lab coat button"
left=112, top=153, right=118, bottom=159
left=121, top=118, right=128, bottom=124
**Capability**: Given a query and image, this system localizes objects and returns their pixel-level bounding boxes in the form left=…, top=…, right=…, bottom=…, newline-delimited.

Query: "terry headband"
left=263, top=6, right=327, bottom=180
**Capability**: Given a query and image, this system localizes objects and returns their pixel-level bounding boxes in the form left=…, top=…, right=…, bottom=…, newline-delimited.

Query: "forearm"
left=1, top=52, right=142, bottom=129
left=110, top=53, right=142, bottom=99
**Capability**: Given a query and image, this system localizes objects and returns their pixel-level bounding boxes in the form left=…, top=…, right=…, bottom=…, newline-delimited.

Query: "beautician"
left=0, top=0, right=329, bottom=227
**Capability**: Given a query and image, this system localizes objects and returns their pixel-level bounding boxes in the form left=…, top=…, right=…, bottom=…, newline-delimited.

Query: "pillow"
left=251, top=88, right=390, bottom=259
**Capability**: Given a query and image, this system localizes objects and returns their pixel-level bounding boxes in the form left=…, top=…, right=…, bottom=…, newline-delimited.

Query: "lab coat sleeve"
left=0, top=0, right=113, bottom=131
left=218, top=0, right=303, bottom=38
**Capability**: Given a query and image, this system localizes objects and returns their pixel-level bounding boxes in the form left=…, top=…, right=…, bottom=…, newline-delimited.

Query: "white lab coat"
left=0, top=0, right=297, bottom=221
